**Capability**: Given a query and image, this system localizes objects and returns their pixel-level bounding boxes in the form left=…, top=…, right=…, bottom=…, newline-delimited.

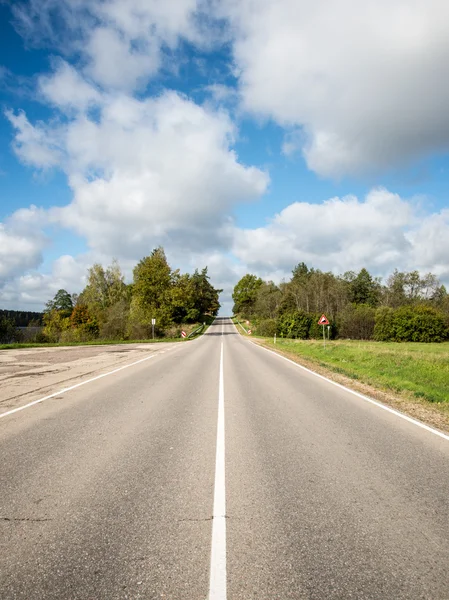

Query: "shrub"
left=277, top=311, right=310, bottom=338
left=375, top=304, right=449, bottom=342
left=256, top=319, right=277, bottom=337
left=374, top=306, right=395, bottom=341
left=393, top=305, right=448, bottom=342
left=339, top=304, right=375, bottom=339
left=100, top=300, right=130, bottom=340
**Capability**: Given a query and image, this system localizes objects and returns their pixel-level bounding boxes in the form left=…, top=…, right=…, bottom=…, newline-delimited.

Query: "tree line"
left=232, top=265, right=449, bottom=342
left=0, top=310, right=43, bottom=344
left=1, top=248, right=221, bottom=344
left=0, top=310, right=43, bottom=327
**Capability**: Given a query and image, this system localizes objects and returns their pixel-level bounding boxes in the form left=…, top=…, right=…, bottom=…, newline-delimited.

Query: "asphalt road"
left=0, top=318, right=448, bottom=599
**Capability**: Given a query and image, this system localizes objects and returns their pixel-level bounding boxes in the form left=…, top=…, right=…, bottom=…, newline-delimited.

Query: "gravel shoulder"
left=0, top=342, right=180, bottom=414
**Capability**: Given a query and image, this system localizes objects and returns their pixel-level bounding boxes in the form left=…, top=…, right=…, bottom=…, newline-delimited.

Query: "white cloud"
left=7, top=89, right=268, bottom=259
left=221, top=0, right=449, bottom=177
left=85, top=27, right=159, bottom=91
left=232, top=188, right=449, bottom=283
left=39, top=60, right=101, bottom=111
left=13, top=0, right=209, bottom=92
left=5, top=110, right=64, bottom=169
left=0, top=206, right=48, bottom=284
left=406, top=209, right=449, bottom=280
left=0, top=254, right=89, bottom=311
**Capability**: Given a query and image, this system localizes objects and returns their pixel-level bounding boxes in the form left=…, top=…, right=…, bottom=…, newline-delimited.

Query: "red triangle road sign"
left=318, top=314, right=330, bottom=325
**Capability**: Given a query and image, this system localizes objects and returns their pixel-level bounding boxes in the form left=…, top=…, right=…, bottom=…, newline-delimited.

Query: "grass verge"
left=253, top=337, right=449, bottom=434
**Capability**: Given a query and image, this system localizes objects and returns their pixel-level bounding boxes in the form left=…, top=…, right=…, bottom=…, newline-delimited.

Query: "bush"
left=60, top=323, right=99, bottom=344
left=339, top=304, right=375, bottom=339
left=100, top=300, right=130, bottom=340
left=374, top=306, right=395, bottom=341
left=256, top=319, right=277, bottom=337
left=32, top=331, right=49, bottom=343
left=277, top=311, right=310, bottom=338
left=164, top=325, right=182, bottom=338
left=375, top=304, right=449, bottom=342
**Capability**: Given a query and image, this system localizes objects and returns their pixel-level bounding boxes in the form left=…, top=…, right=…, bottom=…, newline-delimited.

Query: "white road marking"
left=208, top=334, right=227, bottom=599
left=0, top=353, right=160, bottom=420
left=231, top=321, right=449, bottom=443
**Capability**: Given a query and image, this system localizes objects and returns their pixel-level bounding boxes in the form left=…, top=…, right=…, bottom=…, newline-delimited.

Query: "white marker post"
left=151, top=318, right=156, bottom=340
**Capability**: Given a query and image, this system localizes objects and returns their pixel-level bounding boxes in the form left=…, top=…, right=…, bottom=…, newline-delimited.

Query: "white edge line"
left=208, top=337, right=227, bottom=599
left=0, top=323, right=217, bottom=421
left=0, top=352, right=160, bottom=420
left=231, top=321, right=449, bottom=443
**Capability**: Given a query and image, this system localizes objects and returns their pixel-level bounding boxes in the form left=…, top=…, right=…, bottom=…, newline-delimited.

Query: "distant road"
left=1, top=318, right=448, bottom=599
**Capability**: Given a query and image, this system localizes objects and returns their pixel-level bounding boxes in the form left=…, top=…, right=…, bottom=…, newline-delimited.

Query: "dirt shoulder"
left=252, top=339, right=449, bottom=436
left=0, top=342, right=178, bottom=414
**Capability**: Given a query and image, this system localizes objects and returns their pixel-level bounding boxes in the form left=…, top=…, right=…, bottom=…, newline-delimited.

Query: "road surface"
left=0, top=318, right=448, bottom=599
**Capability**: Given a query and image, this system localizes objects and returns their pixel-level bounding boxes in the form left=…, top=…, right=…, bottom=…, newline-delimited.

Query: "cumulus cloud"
left=0, top=254, right=89, bottom=311
left=0, top=206, right=48, bottom=285
left=5, top=110, right=64, bottom=169
left=221, top=0, right=449, bottom=177
left=232, top=188, right=449, bottom=283
left=8, top=91, right=268, bottom=259
left=39, top=60, right=101, bottom=112
left=12, top=0, right=208, bottom=92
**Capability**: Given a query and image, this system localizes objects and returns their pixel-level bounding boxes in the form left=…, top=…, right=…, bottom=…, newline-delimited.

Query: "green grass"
left=262, top=338, right=449, bottom=404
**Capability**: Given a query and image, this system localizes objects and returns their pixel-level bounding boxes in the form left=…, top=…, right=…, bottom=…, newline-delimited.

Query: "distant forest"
left=0, top=310, right=43, bottom=327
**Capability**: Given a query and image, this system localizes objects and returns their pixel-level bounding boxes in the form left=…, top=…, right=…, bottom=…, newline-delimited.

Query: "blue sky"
left=1, top=0, right=449, bottom=314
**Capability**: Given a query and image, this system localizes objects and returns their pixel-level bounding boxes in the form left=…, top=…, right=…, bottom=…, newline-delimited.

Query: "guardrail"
left=187, top=322, right=207, bottom=339
left=233, top=317, right=249, bottom=334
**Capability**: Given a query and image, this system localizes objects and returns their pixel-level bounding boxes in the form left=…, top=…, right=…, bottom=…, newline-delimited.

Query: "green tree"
left=45, top=289, right=73, bottom=318
left=191, top=268, right=221, bottom=317
left=80, top=260, right=128, bottom=321
left=100, top=300, right=130, bottom=340
left=131, top=247, right=174, bottom=330
left=383, top=270, right=407, bottom=307
left=254, top=281, right=282, bottom=319
left=348, top=268, right=381, bottom=307
left=232, top=274, right=263, bottom=316
left=43, top=310, right=70, bottom=342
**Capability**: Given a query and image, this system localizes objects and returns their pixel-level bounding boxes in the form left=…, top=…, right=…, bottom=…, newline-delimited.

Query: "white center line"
left=208, top=329, right=227, bottom=599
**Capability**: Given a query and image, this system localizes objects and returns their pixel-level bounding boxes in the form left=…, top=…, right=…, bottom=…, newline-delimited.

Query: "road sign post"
left=318, top=314, right=330, bottom=349
left=151, top=318, right=156, bottom=340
